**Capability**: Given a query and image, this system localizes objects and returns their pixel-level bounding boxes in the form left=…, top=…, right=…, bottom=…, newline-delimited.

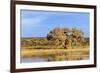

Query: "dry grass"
left=21, top=37, right=89, bottom=61
left=21, top=47, right=89, bottom=58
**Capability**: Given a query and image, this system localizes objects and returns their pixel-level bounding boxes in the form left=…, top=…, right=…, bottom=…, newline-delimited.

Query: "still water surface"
left=21, top=57, right=54, bottom=63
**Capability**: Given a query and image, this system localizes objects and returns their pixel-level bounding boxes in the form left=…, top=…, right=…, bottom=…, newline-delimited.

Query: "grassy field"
left=21, top=37, right=89, bottom=61
left=21, top=46, right=89, bottom=61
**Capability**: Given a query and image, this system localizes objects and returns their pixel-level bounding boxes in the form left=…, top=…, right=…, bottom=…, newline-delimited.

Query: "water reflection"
left=21, top=56, right=54, bottom=63
left=21, top=53, right=89, bottom=63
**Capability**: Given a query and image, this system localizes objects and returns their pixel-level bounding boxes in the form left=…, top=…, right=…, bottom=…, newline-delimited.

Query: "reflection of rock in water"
left=21, top=49, right=89, bottom=63
left=47, top=57, right=54, bottom=61
left=21, top=51, right=89, bottom=63
left=46, top=51, right=89, bottom=61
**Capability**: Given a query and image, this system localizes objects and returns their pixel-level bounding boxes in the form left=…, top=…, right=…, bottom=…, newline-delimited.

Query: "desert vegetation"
left=21, top=27, right=89, bottom=62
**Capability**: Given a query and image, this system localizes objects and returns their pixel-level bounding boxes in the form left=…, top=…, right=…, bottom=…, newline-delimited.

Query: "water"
left=21, top=57, right=54, bottom=63
left=21, top=51, right=89, bottom=63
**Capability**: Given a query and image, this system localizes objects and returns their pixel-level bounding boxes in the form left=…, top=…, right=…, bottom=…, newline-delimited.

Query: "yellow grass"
left=21, top=47, right=89, bottom=58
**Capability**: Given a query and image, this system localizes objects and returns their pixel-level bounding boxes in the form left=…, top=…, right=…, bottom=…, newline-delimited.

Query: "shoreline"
left=21, top=47, right=89, bottom=59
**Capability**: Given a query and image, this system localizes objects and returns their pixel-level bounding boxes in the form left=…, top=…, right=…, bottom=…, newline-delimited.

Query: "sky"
left=21, top=10, right=90, bottom=37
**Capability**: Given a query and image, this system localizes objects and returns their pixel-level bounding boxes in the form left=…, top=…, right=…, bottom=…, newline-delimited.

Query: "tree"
left=47, top=27, right=85, bottom=49
left=47, top=27, right=66, bottom=47
left=71, top=28, right=85, bottom=46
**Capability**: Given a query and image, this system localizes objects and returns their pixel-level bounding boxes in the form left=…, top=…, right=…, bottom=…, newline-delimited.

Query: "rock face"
left=47, top=27, right=85, bottom=49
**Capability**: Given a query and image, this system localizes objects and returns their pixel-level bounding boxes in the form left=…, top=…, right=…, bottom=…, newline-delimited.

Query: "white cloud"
left=21, top=16, right=47, bottom=28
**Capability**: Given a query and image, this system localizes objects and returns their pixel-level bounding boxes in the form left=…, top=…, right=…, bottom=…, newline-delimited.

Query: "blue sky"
left=21, top=10, right=90, bottom=37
